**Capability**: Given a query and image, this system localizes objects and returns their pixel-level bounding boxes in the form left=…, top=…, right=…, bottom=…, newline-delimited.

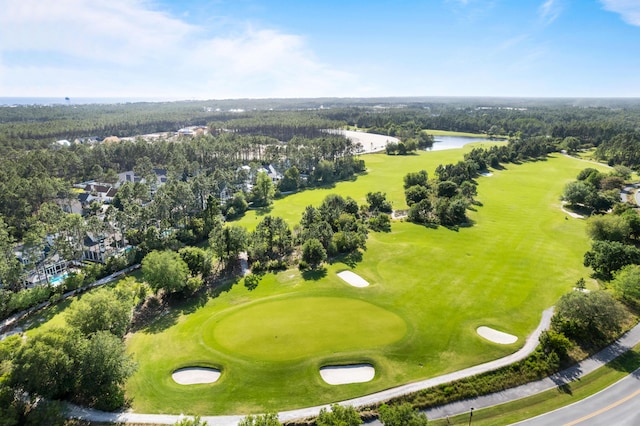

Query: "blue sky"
left=0, top=0, right=639, bottom=99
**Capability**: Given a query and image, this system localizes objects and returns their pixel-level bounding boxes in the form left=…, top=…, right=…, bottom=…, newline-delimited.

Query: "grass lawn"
left=124, top=150, right=610, bottom=415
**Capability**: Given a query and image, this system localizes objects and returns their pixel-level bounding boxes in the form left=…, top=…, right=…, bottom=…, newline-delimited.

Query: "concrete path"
left=68, top=309, right=555, bottom=425
left=238, top=252, right=250, bottom=276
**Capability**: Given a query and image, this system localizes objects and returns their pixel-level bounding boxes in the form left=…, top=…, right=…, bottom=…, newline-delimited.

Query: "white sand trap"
left=337, top=271, right=369, bottom=288
left=477, top=326, right=518, bottom=344
left=172, top=367, right=221, bottom=385
left=320, top=364, right=375, bottom=385
left=480, top=172, right=493, bottom=177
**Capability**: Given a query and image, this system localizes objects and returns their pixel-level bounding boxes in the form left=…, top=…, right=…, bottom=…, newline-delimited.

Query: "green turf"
left=123, top=150, right=609, bottom=415
left=208, top=296, right=406, bottom=361
left=233, top=142, right=504, bottom=231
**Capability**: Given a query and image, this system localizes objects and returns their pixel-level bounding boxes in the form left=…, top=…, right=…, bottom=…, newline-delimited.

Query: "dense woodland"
left=2, top=98, right=640, bottom=422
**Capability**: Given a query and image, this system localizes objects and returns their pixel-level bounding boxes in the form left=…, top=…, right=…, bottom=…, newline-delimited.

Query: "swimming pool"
left=49, top=272, right=68, bottom=286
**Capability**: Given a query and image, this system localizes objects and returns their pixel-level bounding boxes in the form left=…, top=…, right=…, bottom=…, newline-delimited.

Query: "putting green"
left=206, top=297, right=407, bottom=361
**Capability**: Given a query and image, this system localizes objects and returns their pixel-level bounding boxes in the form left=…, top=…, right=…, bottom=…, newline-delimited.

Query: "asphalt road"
left=513, top=368, right=640, bottom=426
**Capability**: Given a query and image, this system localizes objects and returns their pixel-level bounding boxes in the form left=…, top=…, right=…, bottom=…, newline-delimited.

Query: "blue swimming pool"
left=49, top=272, right=68, bottom=286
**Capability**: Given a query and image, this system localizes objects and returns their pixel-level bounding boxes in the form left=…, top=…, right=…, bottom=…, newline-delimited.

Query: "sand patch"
left=477, top=326, right=518, bottom=344
left=172, top=367, right=221, bottom=385
left=337, top=271, right=370, bottom=287
left=320, top=364, right=375, bottom=385
left=480, top=172, right=493, bottom=177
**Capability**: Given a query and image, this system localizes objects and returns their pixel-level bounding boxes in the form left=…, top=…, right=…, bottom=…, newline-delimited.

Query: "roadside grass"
left=124, top=152, right=610, bottom=415
left=429, top=343, right=640, bottom=425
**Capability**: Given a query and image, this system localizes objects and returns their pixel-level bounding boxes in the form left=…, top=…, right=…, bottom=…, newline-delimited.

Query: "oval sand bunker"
left=477, top=326, right=518, bottom=344
left=337, top=271, right=369, bottom=287
left=320, top=364, right=375, bottom=385
left=172, top=367, right=221, bottom=385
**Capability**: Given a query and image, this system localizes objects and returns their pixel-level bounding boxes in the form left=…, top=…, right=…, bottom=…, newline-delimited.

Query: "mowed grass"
left=125, top=149, right=609, bottom=415
left=208, top=297, right=406, bottom=361
left=233, top=142, right=501, bottom=231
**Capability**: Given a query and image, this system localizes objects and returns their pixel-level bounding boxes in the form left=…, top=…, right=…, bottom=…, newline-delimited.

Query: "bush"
left=244, top=274, right=260, bottom=290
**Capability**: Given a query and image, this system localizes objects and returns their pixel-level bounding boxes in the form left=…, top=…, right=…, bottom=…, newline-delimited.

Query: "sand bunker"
left=172, top=367, right=221, bottom=385
left=337, top=271, right=369, bottom=288
left=477, top=326, right=518, bottom=344
left=320, top=364, right=375, bottom=385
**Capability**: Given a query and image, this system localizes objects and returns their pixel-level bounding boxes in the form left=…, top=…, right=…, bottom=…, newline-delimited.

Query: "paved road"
left=513, top=367, right=640, bottom=426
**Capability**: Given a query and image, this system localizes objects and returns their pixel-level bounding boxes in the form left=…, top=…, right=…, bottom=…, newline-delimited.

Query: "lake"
left=428, top=136, right=495, bottom=151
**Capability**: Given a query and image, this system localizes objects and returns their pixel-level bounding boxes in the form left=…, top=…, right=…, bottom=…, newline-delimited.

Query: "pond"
left=427, top=136, right=496, bottom=151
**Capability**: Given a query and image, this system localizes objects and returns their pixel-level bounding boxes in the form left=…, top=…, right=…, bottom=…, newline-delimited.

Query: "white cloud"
left=0, top=0, right=359, bottom=98
left=600, top=0, right=640, bottom=26
left=538, top=0, right=562, bottom=24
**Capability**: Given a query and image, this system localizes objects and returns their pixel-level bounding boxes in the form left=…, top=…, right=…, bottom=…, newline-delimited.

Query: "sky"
left=0, top=0, right=639, bottom=99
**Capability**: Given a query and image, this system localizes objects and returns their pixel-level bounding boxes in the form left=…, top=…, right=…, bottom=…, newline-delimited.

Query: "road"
left=513, top=368, right=640, bottom=426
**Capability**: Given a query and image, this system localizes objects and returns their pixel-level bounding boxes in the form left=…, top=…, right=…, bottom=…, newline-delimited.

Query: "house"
left=260, top=164, right=282, bottom=183
left=14, top=242, right=69, bottom=287
left=83, top=183, right=117, bottom=204
left=83, top=234, right=106, bottom=263
left=74, top=136, right=101, bottom=145
left=54, top=139, right=71, bottom=148
left=117, top=168, right=167, bottom=188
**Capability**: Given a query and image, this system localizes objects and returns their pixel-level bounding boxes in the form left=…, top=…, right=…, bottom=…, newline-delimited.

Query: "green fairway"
left=125, top=150, right=609, bottom=415
left=233, top=142, right=502, bottom=230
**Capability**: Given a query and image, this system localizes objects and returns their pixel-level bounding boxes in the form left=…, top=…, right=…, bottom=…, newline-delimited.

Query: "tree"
left=209, top=225, right=248, bottom=267
left=76, top=331, right=136, bottom=410
left=252, top=170, right=275, bottom=207
left=408, top=198, right=434, bottom=224
left=436, top=181, right=459, bottom=198
left=586, top=214, right=631, bottom=242
left=249, top=216, right=292, bottom=261
left=378, top=403, right=428, bottom=426
left=279, top=166, right=300, bottom=192
left=301, top=238, right=327, bottom=268
left=404, top=185, right=429, bottom=206
left=10, top=327, right=81, bottom=400
left=226, top=192, right=248, bottom=218
left=552, top=290, right=627, bottom=343
left=0, top=215, right=22, bottom=291
left=583, top=240, right=640, bottom=280
left=179, top=246, right=212, bottom=277
left=562, top=181, right=592, bottom=206
left=315, top=160, right=336, bottom=184
left=366, top=192, right=392, bottom=213
left=403, top=170, right=428, bottom=189
left=66, top=289, right=133, bottom=338
left=238, top=413, right=281, bottom=426
left=611, top=264, right=640, bottom=303
left=316, top=404, right=362, bottom=426
left=142, top=250, right=190, bottom=294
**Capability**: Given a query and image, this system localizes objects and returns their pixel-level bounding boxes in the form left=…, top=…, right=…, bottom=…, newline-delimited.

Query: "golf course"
left=124, top=144, right=609, bottom=415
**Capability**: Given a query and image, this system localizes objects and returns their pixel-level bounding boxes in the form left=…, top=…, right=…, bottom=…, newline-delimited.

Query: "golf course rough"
left=125, top=150, right=610, bottom=414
